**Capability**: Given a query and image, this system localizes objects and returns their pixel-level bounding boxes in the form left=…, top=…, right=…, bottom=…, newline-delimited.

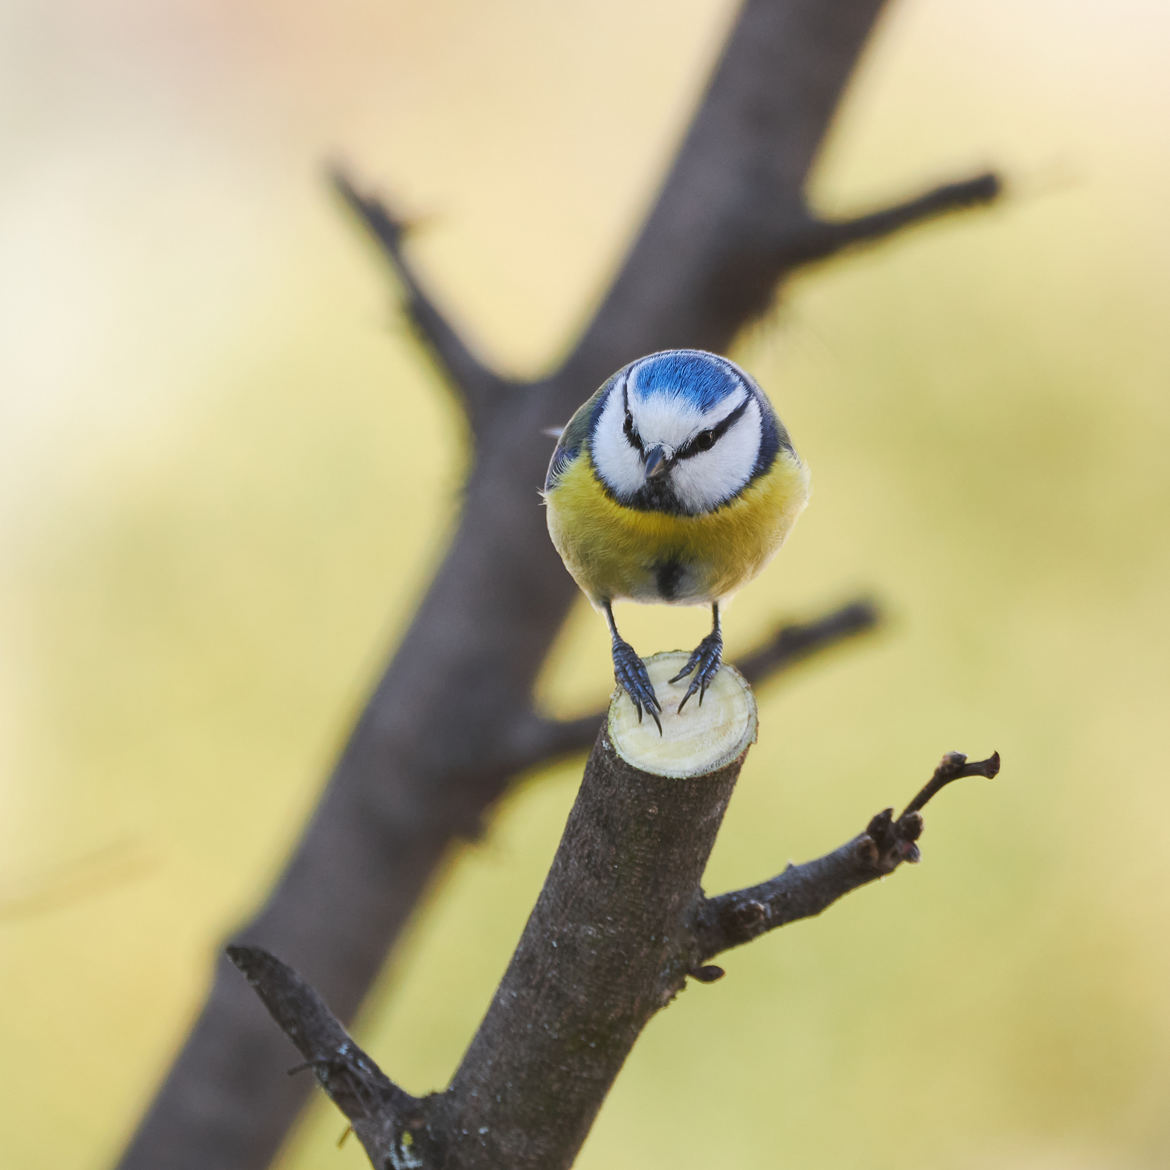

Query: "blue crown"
left=630, top=350, right=744, bottom=413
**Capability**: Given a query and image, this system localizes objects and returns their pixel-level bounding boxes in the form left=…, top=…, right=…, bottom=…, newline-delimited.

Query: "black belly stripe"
left=655, top=559, right=684, bottom=601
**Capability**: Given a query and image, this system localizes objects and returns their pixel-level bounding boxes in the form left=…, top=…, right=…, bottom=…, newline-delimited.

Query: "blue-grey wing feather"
left=544, top=384, right=609, bottom=491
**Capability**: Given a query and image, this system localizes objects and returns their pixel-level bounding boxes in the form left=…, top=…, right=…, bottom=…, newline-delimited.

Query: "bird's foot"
left=669, top=631, right=724, bottom=712
left=612, top=639, right=662, bottom=733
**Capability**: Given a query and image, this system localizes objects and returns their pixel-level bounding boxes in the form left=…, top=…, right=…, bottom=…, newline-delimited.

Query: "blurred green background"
left=3, top=1, right=1169, bottom=1167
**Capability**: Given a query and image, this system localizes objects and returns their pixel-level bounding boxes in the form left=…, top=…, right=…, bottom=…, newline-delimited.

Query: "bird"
left=543, top=348, right=810, bottom=731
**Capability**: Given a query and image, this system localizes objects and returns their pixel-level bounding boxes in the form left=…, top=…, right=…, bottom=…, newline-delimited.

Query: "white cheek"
left=671, top=405, right=762, bottom=512
left=589, top=388, right=644, bottom=497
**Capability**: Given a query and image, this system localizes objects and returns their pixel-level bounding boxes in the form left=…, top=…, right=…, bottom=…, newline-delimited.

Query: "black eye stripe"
left=675, top=395, right=751, bottom=461
left=621, top=383, right=645, bottom=455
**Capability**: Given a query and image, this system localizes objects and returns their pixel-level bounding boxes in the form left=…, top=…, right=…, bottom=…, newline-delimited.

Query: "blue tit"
left=544, top=348, right=810, bottom=731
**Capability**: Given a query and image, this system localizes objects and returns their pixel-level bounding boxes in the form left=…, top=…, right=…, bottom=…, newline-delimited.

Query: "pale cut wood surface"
left=608, top=652, right=758, bottom=778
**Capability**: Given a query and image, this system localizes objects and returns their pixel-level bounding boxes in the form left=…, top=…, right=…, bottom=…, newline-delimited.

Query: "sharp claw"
left=673, top=632, right=722, bottom=714
left=612, top=638, right=662, bottom=730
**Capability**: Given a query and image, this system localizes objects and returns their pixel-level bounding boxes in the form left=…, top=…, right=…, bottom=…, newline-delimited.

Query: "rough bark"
left=229, top=677, right=999, bottom=1168
left=237, top=660, right=759, bottom=1170
left=432, top=738, right=748, bottom=1164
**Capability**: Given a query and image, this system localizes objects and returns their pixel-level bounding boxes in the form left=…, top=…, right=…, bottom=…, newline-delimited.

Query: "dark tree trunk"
left=115, top=1, right=1000, bottom=1166
left=227, top=664, right=998, bottom=1168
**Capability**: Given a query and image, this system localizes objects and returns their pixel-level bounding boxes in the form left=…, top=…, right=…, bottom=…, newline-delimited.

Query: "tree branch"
left=229, top=685, right=1000, bottom=1169
left=559, top=0, right=896, bottom=375
left=226, top=946, right=422, bottom=1167
left=736, top=597, right=879, bottom=687
left=330, top=165, right=516, bottom=425
left=511, top=597, right=880, bottom=764
left=777, top=171, right=1002, bottom=267
left=900, top=748, right=1002, bottom=816
left=117, top=4, right=1004, bottom=1168
left=233, top=656, right=759, bottom=1170
left=693, top=750, right=1002, bottom=959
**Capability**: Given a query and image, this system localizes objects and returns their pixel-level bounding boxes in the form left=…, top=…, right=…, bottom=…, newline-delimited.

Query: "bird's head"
left=589, top=349, right=787, bottom=514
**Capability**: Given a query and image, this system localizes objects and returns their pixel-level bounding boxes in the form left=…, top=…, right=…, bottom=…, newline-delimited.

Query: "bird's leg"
left=669, top=602, right=723, bottom=711
left=603, top=600, right=662, bottom=733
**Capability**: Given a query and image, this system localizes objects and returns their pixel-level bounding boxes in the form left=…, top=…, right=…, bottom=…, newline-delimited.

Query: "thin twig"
left=226, top=946, right=421, bottom=1165
left=694, top=750, right=1002, bottom=959
left=510, top=598, right=880, bottom=764
left=900, top=749, right=1001, bottom=817
left=778, top=172, right=1002, bottom=267
left=330, top=165, right=516, bottom=423
left=226, top=743, right=1000, bottom=1168
left=736, top=598, right=879, bottom=687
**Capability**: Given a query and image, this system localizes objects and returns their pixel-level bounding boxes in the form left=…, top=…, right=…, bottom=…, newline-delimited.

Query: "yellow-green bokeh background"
left=3, top=1, right=1169, bottom=1167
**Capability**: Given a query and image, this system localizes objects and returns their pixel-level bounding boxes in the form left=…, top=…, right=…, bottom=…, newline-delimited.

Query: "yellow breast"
left=546, top=450, right=810, bottom=605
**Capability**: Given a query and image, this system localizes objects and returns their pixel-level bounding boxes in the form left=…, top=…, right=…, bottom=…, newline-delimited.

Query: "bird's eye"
left=623, top=410, right=641, bottom=449
left=692, top=429, right=716, bottom=453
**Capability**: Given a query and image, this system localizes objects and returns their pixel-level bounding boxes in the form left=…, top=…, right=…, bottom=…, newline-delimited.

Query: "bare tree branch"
left=776, top=171, right=1002, bottom=266
left=226, top=946, right=421, bottom=1167
left=561, top=0, right=891, bottom=373
left=233, top=666, right=758, bottom=1170
left=511, top=597, right=880, bottom=764
left=116, top=3, right=1004, bottom=1168
left=901, top=748, right=1002, bottom=816
left=229, top=681, right=1000, bottom=1169
left=693, top=750, right=1002, bottom=959
left=736, top=597, right=879, bottom=686
left=330, top=165, right=518, bottom=424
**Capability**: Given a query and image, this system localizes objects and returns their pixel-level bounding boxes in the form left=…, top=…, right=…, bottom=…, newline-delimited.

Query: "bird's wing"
left=544, top=385, right=607, bottom=492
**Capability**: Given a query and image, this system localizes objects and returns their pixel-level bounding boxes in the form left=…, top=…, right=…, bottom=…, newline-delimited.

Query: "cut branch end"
left=608, top=654, right=758, bottom=778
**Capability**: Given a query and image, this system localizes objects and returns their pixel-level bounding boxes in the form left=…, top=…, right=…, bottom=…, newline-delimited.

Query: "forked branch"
left=227, top=946, right=422, bottom=1167
left=776, top=172, right=1002, bottom=266
left=231, top=669, right=1000, bottom=1170
left=694, top=750, right=1002, bottom=959
left=508, top=596, right=880, bottom=766
left=118, top=3, right=1004, bottom=1167
left=330, top=166, right=517, bottom=425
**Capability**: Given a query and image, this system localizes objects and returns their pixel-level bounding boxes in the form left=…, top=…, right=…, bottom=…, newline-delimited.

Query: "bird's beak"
left=643, top=445, right=671, bottom=480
